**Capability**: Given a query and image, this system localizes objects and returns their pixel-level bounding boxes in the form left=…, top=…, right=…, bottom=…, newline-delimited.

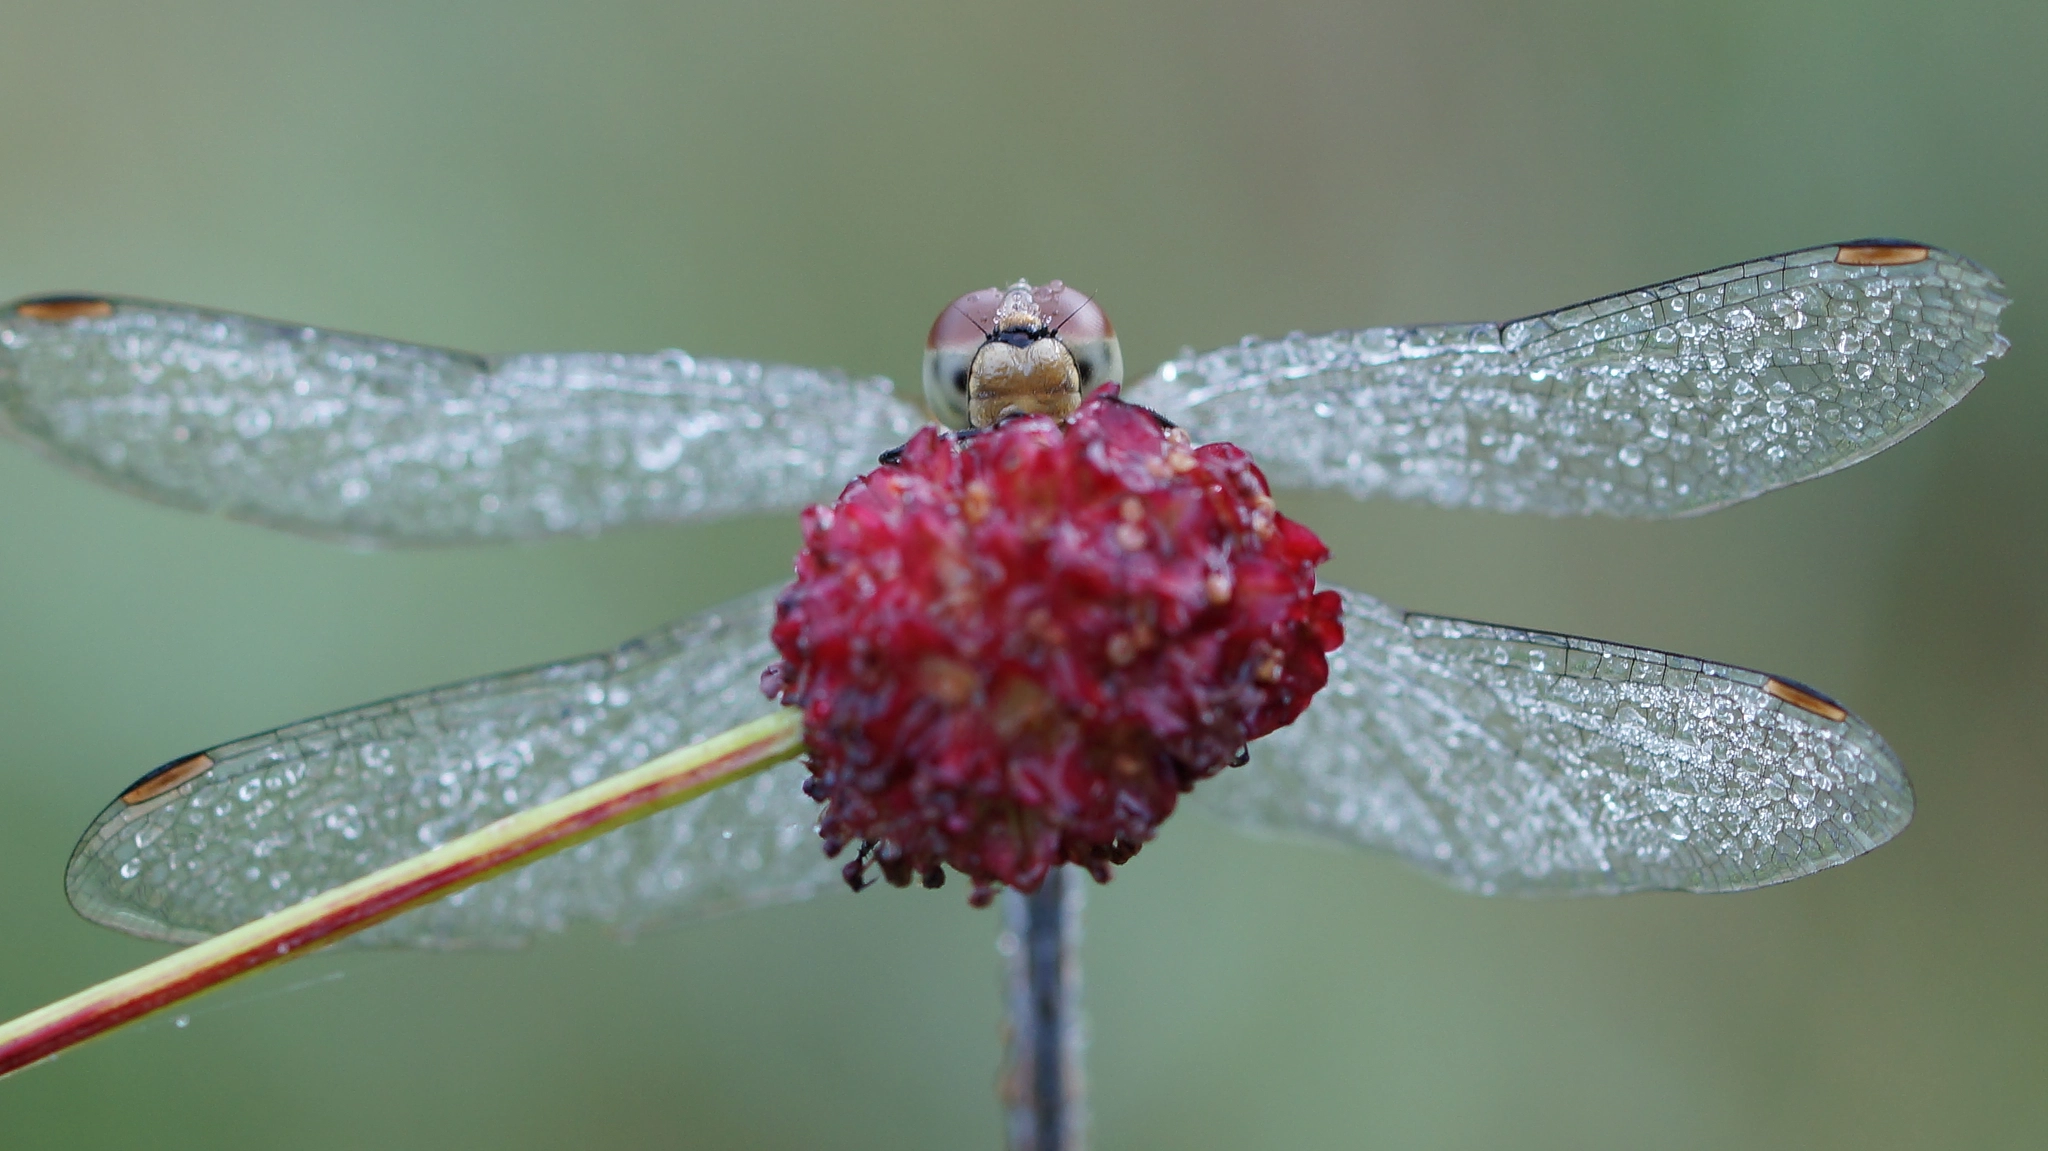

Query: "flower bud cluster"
left=763, top=387, right=1342, bottom=904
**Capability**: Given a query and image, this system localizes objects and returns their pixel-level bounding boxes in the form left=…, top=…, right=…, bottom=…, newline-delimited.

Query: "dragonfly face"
left=922, top=280, right=1123, bottom=428
left=0, top=240, right=2009, bottom=947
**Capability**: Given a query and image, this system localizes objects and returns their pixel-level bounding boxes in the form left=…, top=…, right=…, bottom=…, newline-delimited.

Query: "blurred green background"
left=1, top=1, right=2042, bottom=1147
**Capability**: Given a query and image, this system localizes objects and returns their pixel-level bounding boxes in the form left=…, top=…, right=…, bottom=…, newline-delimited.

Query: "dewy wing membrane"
left=1130, top=241, right=2008, bottom=517
left=1196, top=588, right=1911, bottom=895
left=0, top=297, right=921, bottom=544
left=39, top=239, right=1999, bottom=943
left=64, top=589, right=837, bottom=947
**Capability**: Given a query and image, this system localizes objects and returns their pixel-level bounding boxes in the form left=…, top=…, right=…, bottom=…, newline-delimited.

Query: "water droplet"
left=323, top=805, right=364, bottom=840
left=173, top=1015, right=190, bottom=1029
left=634, top=434, right=686, bottom=472
left=233, top=407, right=273, bottom=438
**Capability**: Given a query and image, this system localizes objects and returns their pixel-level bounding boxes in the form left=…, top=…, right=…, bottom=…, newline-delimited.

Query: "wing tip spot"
left=120, top=752, right=216, bottom=805
left=1763, top=677, right=1849, bottom=722
left=14, top=296, right=115, bottom=321
left=1835, top=243, right=1931, bottom=267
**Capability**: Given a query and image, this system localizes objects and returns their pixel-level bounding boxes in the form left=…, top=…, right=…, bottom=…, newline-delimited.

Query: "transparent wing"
left=1131, top=242, right=2008, bottom=517
left=1194, top=586, right=1912, bottom=894
left=0, top=297, right=924, bottom=544
left=64, top=587, right=839, bottom=947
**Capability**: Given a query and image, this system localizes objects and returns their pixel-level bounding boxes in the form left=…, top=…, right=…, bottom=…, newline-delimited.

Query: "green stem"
left=0, top=709, right=804, bottom=1080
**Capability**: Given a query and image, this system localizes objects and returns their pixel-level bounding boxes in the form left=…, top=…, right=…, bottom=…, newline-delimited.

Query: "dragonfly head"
left=922, top=280, right=1122, bottom=429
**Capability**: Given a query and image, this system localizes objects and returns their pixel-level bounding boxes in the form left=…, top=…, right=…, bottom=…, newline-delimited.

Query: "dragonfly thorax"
left=922, top=279, right=1123, bottom=429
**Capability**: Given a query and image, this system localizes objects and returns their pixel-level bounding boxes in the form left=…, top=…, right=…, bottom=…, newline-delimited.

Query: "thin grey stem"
left=999, top=865, right=1086, bottom=1151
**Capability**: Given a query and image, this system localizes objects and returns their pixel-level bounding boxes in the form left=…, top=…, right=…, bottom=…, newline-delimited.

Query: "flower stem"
left=0, top=709, right=804, bottom=1080
left=1001, top=865, right=1086, bottom=1151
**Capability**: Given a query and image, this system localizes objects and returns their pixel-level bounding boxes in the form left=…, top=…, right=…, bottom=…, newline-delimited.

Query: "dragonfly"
left=0, top=240, right=2006, bottom=950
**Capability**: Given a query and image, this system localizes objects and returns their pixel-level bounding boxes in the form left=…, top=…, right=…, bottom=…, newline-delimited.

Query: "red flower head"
left=763, top=386, right=1343, bottom=905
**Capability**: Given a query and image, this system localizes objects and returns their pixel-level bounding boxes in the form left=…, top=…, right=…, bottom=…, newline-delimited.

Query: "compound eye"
left=1065, top=335, right=1124, bottom=391
left=1036, top=283, right=1114, bottom=346
left=921, top=347, right=977, bottom=428
left=923, top=287, right=1006, bottom=428
left=1034, top=283, right=1119, bottom=390
left=927, top=288, right=1003, bottom=353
